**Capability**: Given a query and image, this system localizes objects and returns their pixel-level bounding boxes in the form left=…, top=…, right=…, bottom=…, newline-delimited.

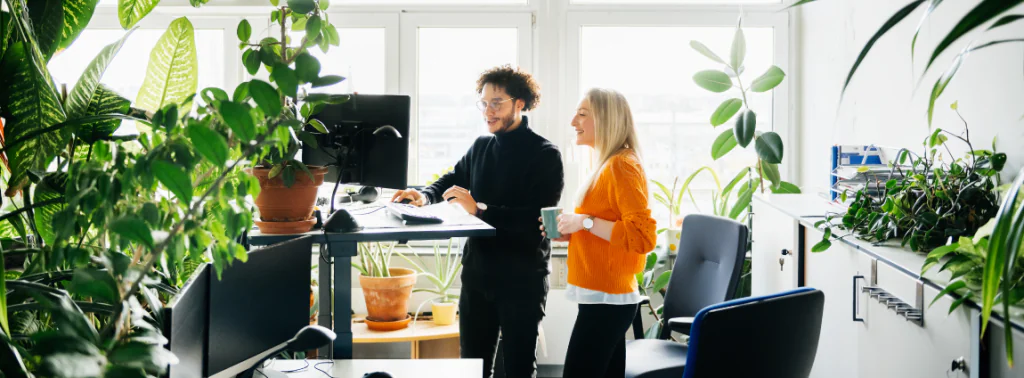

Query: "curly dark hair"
left=476, top=65, right=541, bottom=111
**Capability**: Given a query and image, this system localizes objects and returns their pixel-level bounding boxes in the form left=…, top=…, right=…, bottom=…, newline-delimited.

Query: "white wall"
left=796, top=0, right=1024, bottom=190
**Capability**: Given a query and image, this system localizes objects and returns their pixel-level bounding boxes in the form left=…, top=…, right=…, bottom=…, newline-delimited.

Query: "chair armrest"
left=667, top=317, right=694, bottom=335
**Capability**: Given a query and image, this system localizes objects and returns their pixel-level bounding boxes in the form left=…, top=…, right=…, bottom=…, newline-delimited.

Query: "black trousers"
left=459, top=285, right=547, bottom=378
left=562, top=303, right=639, bottom=378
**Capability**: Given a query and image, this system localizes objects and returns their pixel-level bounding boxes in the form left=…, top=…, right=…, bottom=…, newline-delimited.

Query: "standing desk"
left=246, top=205, right=495, bottom=359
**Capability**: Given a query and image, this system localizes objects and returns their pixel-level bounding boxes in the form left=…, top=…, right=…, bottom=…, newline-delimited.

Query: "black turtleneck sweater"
left=422, top=116, right=564, bottom=297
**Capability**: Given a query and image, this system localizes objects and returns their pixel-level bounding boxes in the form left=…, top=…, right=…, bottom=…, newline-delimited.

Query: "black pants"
left=459, top=285, right=547, bottom=378
left=562, top=303, right=639, bottom=378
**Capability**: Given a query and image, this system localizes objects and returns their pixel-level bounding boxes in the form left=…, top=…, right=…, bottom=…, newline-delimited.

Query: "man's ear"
left=515, top=99, right=526, bottom=112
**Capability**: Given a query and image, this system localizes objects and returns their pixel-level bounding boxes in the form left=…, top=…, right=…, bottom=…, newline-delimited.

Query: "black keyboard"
left=386, top=203, right=444, bottom=224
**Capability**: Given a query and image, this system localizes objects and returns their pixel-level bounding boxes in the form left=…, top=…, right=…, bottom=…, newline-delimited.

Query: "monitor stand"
left=252, top=368, right=288, bottom=378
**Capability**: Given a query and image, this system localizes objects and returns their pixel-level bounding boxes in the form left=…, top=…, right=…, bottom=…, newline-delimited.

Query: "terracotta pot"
left=431, top=301, right=457, bottom=326
left=248, top=166, right=328, bottom=234
left=359, top=268, right=417, bottom=322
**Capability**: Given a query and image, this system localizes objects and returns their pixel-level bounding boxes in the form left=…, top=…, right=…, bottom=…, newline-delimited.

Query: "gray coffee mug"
left=541, top=207, right=562, bottom=239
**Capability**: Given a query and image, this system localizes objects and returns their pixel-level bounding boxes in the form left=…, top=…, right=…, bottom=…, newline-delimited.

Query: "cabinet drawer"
left=751, top=201, right=800, bottom=296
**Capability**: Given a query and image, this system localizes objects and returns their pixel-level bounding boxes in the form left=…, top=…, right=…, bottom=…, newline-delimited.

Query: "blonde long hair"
left=575, top=88, right=643, bottom=206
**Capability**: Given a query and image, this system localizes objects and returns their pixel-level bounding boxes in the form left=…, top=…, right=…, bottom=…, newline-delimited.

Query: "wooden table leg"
left=411, top=341, right=419, bottom=359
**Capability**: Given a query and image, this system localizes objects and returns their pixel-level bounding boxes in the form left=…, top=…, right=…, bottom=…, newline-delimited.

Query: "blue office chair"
left=626, top=214, right=749, bottom=378
left=626, top=288, right=825, bottom=378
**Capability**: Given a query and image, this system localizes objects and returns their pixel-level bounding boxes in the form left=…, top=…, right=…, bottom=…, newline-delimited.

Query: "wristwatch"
left=475, top=202, right=488, bottom=217
left=582, top=216, right=595, bottom=232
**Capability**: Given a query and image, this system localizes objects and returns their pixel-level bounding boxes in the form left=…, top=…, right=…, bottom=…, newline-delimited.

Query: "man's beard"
left=496, top=112, right=516, bottom=133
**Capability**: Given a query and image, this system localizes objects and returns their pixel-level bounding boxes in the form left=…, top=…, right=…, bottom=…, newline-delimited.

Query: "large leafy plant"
left=0, top=0, right=345, bottom=376
left=690, top=19, right=799, bottom=196
left=813, top=109, right=1003, bottom=254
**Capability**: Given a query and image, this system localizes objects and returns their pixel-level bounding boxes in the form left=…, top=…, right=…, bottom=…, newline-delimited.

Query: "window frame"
left=399, top=12, right=534, bottom=185
left=562, top=10, right=793, bottom=184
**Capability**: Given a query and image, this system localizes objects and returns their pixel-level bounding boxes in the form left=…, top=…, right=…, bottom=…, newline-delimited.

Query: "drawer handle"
left=853, top=275, right=865, bottom=323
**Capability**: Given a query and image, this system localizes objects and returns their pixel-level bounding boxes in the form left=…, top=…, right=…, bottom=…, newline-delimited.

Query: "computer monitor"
left=302, top=94, right=411, bottom=190
left=162, top=263, right=211, bottom=378
left=206, top=236, right=314, bottom=377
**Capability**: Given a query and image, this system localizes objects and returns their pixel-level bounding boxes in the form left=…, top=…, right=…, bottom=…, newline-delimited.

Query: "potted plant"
left=352, top=242, right=417, bottom=328
left=242, top=0, right=347, bottom=235
left=402, top=239, right=462, bottom=326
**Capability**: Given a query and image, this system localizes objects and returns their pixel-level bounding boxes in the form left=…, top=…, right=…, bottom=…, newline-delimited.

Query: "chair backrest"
left=662, top=214, right=749, bottom=326
left=682, top=288, right=825, bottom=378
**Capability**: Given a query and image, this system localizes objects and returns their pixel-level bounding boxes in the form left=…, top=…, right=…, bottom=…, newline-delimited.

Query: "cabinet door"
left=751, top=201, right=799, bottom=296
left=857, top=260, right=972, bottom=378
left=804, top=229, right=862, bottom=378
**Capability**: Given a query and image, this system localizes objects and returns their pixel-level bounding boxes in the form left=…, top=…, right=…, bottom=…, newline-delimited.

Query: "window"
left=568, top=12, right=789, bottom=226
left=573, top=0, right=780, bottom=3
left=400, top=14, right=531, bottom=185
left=291, top=28, right=388, bottom=94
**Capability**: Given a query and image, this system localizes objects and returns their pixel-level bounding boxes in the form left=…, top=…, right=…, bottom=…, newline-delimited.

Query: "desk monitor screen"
left=303, top=94, right=411, bottom=190
left=162, top=263, right=211, bottom=378
left=206, top=236, right=313, bottom=377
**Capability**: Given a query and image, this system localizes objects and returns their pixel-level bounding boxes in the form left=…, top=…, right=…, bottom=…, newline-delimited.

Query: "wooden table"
left=274, top=359, right=482, bottom=378
left=352, top=315, right=461, bottom=359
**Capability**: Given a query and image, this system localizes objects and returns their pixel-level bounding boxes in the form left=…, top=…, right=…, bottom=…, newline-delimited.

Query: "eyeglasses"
left=476, top=97, right=515, bottom=111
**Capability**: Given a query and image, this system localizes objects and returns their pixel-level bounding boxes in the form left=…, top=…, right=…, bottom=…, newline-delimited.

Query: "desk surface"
left=271, top=359, right=481, bottom=378
left=248, top=203, right=495, bottom=246
left=352, top=316, right=459, bottom=343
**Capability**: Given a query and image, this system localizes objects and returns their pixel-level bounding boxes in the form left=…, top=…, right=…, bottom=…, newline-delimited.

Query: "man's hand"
left=443, top=186, right=478, bottom=215
left=391, top=189, right=427, bottom=207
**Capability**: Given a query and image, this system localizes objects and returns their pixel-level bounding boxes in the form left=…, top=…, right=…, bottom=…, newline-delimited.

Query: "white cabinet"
left=751, top=200, right=800, bottom=296
left=803, top=228, right=863, bottom=378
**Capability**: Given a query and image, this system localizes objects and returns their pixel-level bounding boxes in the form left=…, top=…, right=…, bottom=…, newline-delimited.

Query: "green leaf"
left=248, top=79, right=282, bottom=116
left=305, top=14, right=322, bottom=41
left=110, top=215, right=154, bottom=249
left=136, top=17, right=198, bottom=114
left=218, top=101, right=255, bottom=141
left=730, top=21, right=745, bottom=70
left=308, top=119, right=328, bottom=134
left=689, top=40, right=725, bottom=64
left=811, top=239, right=832, bottom=252
left=232, top=81, right=250, bottom=102
left=926, top=242, right=961, bottom=261
left=186, top=123, right=228, bottom=166
left=729, top=189, right=752, bottom=220
left=66, top=28, right=135, bottom=119
left=295, top=52, right=321, bottom=83
left=644, top=320, right=662, bottom=340
left=644, top=252, right=657, bottom=271
left=32, top=173, right=65, bottom=246
left=760, top=160, right=781, bottom=187
left=108, top=341, right=179, bottom=375
left=0, top=41, right=67, bottom=192
left=297, top=131, right=318, bottom=149
left=652, top=270, right=672, bottom=294
left=237, top=19, right=251, bottom=42
left=711, top=129, right=737, bottom=160
left=930, top=280, right=966, bottom=307
left=911, top=0, right=944, bottom=63
left=324, top=22, right=339, bottom=46
left=926, top=0, right=1024, bottom=72
left=321, top=0, right=330, bottom=10
left=271, top=63, right=299, bottom=98
left=710, top=98, right=742, bottom=127
left=78, top=85, right=131, bottom=144
left=982, top=173, right=1024, bottom=338
left=287, top=0, right=316, bottom=13
left=57, top=0, right=100, bottom=51
left=693, top=70, right=732, bottom=93
left=733, top=110, right=756, bottom=148
left=771, top=181, right=801, bottom=194
left=243, top=48, right=261, bottom=75
left=928, top=128, right=948, bottom=147
left=840, top=0, right=925, bottom=95
left=68, top=268, right=119, bottom=304
left=754, top=131, right=784, bottom=164
left=750, top=65, right=785, bottom=93
left=989, top=14, right=1024, bottom=30
left=928, top=52, right=963, bottom=127
left=118, top=0, right=161, bottom=29
left=27, top=0, right=63, bottom=61
left=152, top=160, right=193, bottom=204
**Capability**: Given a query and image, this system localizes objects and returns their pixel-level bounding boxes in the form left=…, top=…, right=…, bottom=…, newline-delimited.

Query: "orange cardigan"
left=568, top=152, right=657, bottom=294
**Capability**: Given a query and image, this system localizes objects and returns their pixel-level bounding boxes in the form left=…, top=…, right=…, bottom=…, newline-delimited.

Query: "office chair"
left=625, top=214, right=749, bottom=378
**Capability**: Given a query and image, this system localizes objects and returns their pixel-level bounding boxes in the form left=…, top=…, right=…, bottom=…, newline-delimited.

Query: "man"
left=392, top=65, right=564, bottom=378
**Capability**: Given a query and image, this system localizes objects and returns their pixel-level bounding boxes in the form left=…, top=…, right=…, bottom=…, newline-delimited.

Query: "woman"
left=542, top=88, right=657, bottom=378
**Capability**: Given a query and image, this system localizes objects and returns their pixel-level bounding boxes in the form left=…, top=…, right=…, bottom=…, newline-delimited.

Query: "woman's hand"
left=538, top=217, right=571, bottom=242
left=557, top=213, right=587, bottom=236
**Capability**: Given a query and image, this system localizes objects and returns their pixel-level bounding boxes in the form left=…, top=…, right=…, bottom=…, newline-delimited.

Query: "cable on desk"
left=349, top=205, right=385, bottom=216
left=314, top=361, right=335, bottom=377
left=278, top=359, right=310, bottom=373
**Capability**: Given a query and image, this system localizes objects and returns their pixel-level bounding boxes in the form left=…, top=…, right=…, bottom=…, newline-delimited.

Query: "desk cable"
left=313, top=360, right=335, bottom=377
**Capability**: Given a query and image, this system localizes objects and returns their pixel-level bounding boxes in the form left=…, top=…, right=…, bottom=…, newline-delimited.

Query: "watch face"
left=583, top=218, right=594, bottom=229
left=477, top=203, right=488, bottom=210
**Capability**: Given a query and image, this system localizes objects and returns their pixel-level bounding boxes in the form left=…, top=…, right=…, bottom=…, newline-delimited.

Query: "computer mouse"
left=399, top=198, right=413, bottom=205
left=363, top=372, right=392, bottom=378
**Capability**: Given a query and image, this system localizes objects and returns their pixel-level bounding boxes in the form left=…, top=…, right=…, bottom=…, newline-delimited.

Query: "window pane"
left=339, top=0, right=525, bottom=3
left=574, top=0, right=779, bottom=3
left=48, top=29, right=225, bottom=134
left=417, top=28, right=518, bottom=184
left=580, top=26, right=774, bottom=227
left=292, top=28, right=387, bottom=94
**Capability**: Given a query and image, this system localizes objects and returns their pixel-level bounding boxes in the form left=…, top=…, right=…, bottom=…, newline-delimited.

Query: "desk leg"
left=317, top=244, right=332, bottom=357
left=332, top=241, right=355, bottom=359
left=411, top=341, right=419, bottom=359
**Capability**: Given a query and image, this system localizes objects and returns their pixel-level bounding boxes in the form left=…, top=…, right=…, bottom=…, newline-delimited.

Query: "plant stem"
left=0, top=198, right=62, bottom=225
